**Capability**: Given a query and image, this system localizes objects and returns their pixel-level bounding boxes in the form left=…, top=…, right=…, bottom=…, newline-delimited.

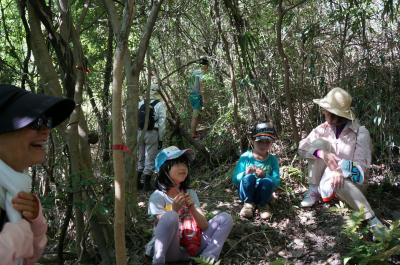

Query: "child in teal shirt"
left=232, top=122, right=280, bottom=219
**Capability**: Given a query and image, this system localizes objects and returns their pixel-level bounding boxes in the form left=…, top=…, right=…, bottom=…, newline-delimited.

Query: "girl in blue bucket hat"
left=146, top=146, right=233, bottom=264
left=232, top=122, right=280, bottom=220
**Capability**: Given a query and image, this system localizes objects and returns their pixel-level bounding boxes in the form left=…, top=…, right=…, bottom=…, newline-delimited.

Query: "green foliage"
left=190, top=256, right=221, bottom=265
left=204, top=106, right=243, bottom=162
left=270, top=258, right=288, bottom=265
left=280, top=166, right=304, bottom=200
left=343, top=208, right=400, bottom=264
left=281, top=166, right=303, bottom=180
left=382, top=0, right=399, bottom=21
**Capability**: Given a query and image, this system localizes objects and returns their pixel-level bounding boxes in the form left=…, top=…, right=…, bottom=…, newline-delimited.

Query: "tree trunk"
left=124, top=0, right=164, bottom=219
left=337, top=9, right=350, bottom=81
left=26, top=5, right=74, bottom=263
left=101, top=21, right=114, bottom=173
left=214, top=0, right=243, bottom=151
left=28, top=1, right=114, bottom=263
left=222, top=0, right=257, bottom=121
left=106, top=0, right=136, bottom=263
left=276, top=0, right=300, bottom=143
left=111, top=46, right=128, bottom=265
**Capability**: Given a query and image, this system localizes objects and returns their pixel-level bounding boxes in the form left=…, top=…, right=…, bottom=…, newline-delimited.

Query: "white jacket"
left=138, top=99, right=167, bottom=140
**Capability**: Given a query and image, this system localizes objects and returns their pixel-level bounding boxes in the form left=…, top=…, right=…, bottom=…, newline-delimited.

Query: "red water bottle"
left=179, top=208, right=201, bottom=256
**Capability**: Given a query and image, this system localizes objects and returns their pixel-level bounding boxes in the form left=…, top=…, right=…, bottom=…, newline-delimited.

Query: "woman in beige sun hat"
left=298, top=87, right=384, bottom=233
left=312, top=87, right=356, bottom=121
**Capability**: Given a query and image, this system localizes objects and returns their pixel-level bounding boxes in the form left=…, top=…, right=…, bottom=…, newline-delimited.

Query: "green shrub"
left=343, top=208, right=400, bottom=264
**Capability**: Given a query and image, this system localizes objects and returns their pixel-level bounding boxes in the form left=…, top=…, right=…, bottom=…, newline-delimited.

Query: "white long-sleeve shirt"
left=298, top=120, right=372, bottom=172
left=138, top=99, right=167, bottom=140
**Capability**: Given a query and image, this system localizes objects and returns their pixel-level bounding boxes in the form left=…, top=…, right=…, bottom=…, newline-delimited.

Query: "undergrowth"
left=343, top=208, right=400, bottom=264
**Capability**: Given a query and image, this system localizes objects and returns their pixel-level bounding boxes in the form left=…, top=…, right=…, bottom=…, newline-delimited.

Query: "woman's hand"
left=320, top=150, right=340, bottom=171
left=172, top=193, right=186, bottom=212
left=12, top=192, right=39, bottom=222
left=331, top=171, right=344, bottom=190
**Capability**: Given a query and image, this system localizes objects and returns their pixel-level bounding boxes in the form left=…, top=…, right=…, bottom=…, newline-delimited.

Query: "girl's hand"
left=245, top=166, right=256, bottom=174
left=255, top=168, right=265, bottom=178
left=12, top=192, right=39, bottom=222
left=320, top=150, right=340, bottom=171
left=184, top=193, right=195, bottom=209
left=172, top=193, right=186, bottom=212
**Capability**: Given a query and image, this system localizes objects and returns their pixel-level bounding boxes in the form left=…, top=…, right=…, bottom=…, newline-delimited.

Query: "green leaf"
left=270, top=258, right=287, bottom=265
left=343, top=256, right=352, bottom=264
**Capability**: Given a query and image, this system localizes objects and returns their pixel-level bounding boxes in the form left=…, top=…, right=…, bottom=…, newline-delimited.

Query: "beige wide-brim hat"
left=313, top=87, right=356, bottom=120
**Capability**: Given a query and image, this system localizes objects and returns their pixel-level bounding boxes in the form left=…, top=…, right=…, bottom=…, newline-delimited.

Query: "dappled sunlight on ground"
left=129, top=162, right=399, bottom=264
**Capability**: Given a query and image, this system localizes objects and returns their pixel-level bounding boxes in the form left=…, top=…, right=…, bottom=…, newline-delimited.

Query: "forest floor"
left=131, top=159, right=400, bottom=265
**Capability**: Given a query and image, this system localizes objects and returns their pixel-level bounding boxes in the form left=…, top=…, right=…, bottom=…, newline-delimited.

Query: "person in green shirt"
left=188, top=58, right=209, bottom=140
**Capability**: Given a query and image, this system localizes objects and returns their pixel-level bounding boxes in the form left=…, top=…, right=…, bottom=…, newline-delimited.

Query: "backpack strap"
left=150, top=99, right=160, bottom=108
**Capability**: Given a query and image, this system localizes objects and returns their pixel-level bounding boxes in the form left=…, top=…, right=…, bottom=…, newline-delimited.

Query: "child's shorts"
left=189, top=93, right=203, bottom=110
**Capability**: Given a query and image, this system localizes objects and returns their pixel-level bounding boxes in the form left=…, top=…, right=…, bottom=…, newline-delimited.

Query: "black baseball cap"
left=252, top=122, right=277, bottom=142
left=199, top=57, right=209, bottom=65
left=0, top=84, right=75, bottom=134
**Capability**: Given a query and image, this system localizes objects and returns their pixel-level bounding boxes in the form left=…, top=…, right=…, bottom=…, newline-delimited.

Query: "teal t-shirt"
left=188, top=69, right=204, bottom=95
left=232, top=150, right=280, bottom=188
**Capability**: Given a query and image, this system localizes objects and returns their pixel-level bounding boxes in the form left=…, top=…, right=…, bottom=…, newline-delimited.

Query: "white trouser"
left=137, top=130, right=159, bottom=175
left=307, top=140, right=374, bottom=220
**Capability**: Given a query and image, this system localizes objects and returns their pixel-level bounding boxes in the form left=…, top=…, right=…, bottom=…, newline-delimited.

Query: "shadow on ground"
left=131, top=162, right=400, bottom=265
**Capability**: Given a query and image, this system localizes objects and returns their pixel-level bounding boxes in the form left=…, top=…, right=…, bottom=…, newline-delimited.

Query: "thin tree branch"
left=160, top=59, right=200, bottom=82
left=283, top=0, right=308, bottom=15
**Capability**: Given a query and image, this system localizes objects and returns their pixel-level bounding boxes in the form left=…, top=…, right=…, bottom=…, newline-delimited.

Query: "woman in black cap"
left=0, top=84, right=74, bottom=265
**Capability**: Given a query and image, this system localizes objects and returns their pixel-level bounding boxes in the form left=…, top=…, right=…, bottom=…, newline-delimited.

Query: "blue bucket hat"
left=155, top=146, right=195, bottom=173
left=0, top=84, right=75, bottom=134
left=253, top=122, right=277, bottom=142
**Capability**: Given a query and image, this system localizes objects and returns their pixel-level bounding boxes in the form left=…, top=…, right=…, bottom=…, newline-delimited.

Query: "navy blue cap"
left=199, top=57, right=209, bottom=65
left=253, top=122, right=277, bottom=142
left=0, top=84, right=75, bottom=134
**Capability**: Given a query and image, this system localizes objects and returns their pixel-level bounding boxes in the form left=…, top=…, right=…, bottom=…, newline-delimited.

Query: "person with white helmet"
left=298, top=87, right=384, bottom=232
left=137, top=83, right=167, bottom=191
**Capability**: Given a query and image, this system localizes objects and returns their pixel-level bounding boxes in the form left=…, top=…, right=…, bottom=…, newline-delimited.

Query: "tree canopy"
left=0, top=0, right=399, bottom=264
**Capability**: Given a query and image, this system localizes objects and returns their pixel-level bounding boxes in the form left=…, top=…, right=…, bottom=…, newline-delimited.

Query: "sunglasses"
left=28, top=115, right=53, bottom=130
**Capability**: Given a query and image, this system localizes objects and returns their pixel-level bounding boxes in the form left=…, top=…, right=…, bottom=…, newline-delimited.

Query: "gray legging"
left=137, top=130, right=159, bottom=175
left=152, top=211, right=233, bottom=264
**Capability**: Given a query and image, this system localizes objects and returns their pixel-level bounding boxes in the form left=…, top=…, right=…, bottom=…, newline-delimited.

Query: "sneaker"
left=240, top=203, right=255, bottom=218
left=258, top=204, right=271, bottom=219
left=300, top=187, right=320, bottom=207
left=368, top=216, right=386, bottom=239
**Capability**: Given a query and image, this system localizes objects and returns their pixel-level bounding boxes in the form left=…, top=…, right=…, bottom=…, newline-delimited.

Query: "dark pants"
left=239, top=173, right=274, bottom=206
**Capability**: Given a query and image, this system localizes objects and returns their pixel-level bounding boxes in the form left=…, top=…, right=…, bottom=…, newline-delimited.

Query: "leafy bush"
left=343, top=208, right=400, bottom=264
left=190, top=256, right=221, bottom=265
